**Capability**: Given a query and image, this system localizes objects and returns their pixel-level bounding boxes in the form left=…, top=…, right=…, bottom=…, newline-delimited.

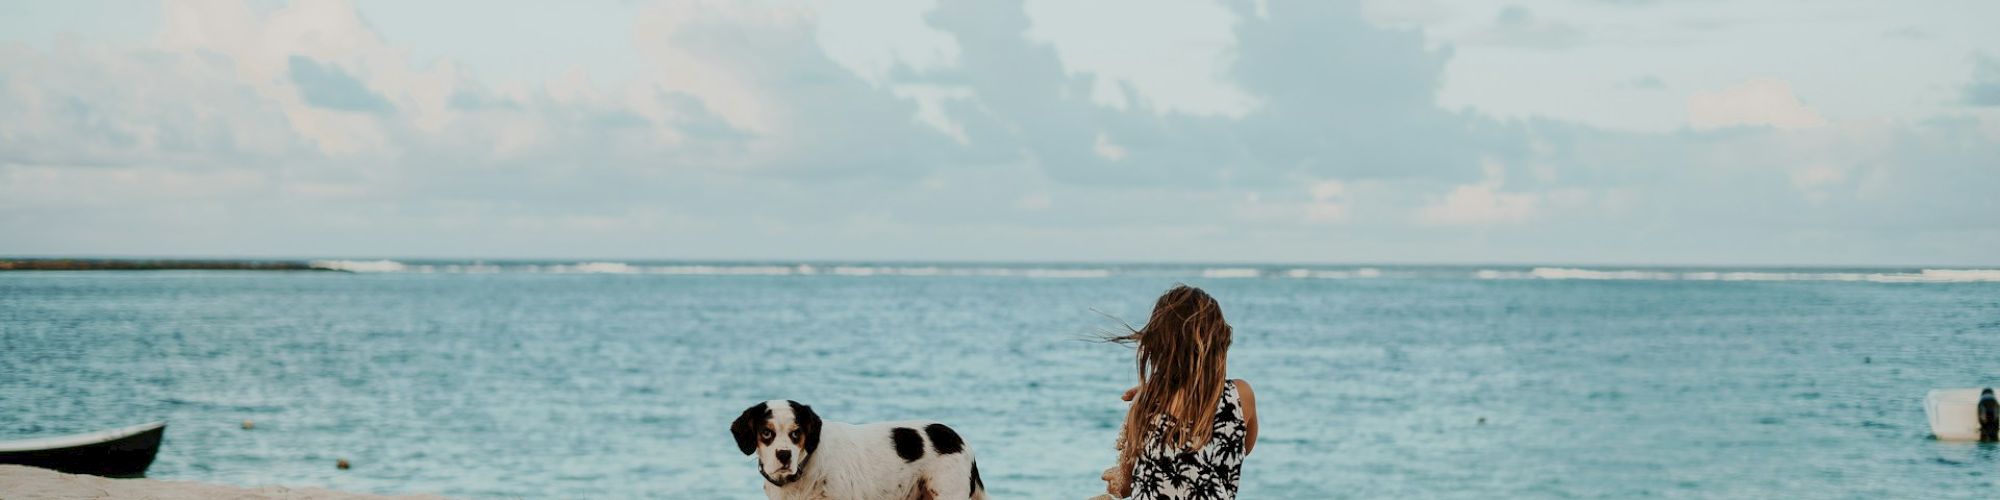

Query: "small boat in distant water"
left=1925, top=389, right=1999, bottom=441
left=0, top=421, right=165, bottom=478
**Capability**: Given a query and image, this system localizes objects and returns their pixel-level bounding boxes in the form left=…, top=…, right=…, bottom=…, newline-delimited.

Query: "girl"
left=1103, top=285, right=1259, bottom=500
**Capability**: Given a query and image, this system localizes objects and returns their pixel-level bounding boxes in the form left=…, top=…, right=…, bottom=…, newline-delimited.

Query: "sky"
left=0, top=0, right=1996, bottom=266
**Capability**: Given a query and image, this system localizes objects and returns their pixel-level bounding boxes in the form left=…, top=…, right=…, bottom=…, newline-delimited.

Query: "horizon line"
left=3, top=255, right=1995, bottom=270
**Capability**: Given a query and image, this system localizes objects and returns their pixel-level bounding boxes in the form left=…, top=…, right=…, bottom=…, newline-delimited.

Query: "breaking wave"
left=1473, top=267, right=2000, bottom=283
left=1282, top=268, right=1383, bottom=279
left=1201, top=268, right=1262, bottom=279
left=307, top=260, right=1114, bottom=278
left=306, top=261, right=2000, bottom=283
left=308, top=260, right=409, bottom=273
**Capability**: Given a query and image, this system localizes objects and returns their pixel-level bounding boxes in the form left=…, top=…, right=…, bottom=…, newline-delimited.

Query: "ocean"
left=3, top=262, right=1998, bottom=498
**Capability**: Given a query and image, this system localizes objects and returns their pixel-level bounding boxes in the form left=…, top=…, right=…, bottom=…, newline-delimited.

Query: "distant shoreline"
left=0, top=259, right=330, bottom=272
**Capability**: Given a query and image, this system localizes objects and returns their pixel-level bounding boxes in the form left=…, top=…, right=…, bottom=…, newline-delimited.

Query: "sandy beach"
left=0, top=465, right=448, bottom=500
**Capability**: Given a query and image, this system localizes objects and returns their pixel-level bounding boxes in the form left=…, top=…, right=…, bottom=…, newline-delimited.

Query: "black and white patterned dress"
left=1130, top=380, right=1246, bottom=500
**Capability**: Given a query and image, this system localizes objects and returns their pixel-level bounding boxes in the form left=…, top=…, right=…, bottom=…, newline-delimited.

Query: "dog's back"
left=799, top=420, right=985, bottom=500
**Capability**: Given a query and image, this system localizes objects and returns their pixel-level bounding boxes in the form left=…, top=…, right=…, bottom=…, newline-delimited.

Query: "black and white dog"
left=731, top=400, right=987, bottom=500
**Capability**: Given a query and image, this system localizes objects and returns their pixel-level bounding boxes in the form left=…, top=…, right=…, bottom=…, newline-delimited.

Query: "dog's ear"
left=788, top=400, right=822, bottom=453
left=731, top=403, right=767, bottom=455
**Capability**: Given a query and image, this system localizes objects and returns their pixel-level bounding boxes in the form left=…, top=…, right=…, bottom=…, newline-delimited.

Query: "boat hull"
left=1925, top=389, right=1996, bottom=442
left=0, top=422, right=165, bottom=478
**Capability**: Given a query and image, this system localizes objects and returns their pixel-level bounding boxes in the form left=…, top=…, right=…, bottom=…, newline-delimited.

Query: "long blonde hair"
left=1106, top=285, right=1233, bottom=483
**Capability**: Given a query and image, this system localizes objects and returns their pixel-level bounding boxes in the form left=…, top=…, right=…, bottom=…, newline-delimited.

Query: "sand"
left=0, top=465, right=450, bottom=500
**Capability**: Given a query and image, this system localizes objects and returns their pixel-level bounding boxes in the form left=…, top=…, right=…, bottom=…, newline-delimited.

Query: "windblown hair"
left=1106, top=284, right=1233, bottom=489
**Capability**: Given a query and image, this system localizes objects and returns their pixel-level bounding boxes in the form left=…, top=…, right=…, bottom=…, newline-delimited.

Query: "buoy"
left=241, top=420, right=254, bottom=430
left=337, top=459, right=350, bottom=470
left=1477, top=417, right=1486, bottom=425
left=1864, top=356, right=1871, bottom=364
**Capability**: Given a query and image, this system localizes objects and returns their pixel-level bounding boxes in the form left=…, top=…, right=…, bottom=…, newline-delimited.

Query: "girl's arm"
left=1108, top=385, right=1140, bottom=498
left=1234, top=379, right=1258, bottom=455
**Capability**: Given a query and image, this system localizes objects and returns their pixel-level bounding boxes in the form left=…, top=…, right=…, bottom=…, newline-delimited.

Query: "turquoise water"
left=3, top=263, right=1998, bottom=498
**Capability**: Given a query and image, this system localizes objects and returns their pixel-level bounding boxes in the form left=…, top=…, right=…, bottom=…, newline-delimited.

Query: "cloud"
left=1223, top=0, right=1482, bottom=181
left=1688, top=78, right=1828, bottom=130
left=1963, top=53, right=2000, bottom=107
left=904, top=0, right=1485, bottom=188
left=0, top=39, right=305, bottom=169
left=1092, top=132, right=1128, bottom=161
left=1883, top=26, right=1930, bottom=40
left=1622, top=75, right=1665, bottom=90
left=1302, top=180, right=1350, bottom=223
left=1789, top=163, right=1845, bottom=203
left=1415, top=161, right=1539, bottom=225
left=0, top=0, right=1995, bottom=265
left=1359, top=0, right=1454, bottom=27
left=628, top=1, right=963, bottom=178
left=287, top=56, right=394, bottom=113
left=1418, top=183, right=1539, bottom=225
left=1466, top=5, right=1584, bottom=50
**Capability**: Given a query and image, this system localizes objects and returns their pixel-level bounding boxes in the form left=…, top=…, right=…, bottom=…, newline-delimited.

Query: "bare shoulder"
left=1232, top=379, right=1256, bottom=405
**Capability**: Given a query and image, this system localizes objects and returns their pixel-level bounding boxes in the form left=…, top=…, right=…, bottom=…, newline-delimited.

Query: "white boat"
left=1924, top=389, right=1996, bottom=441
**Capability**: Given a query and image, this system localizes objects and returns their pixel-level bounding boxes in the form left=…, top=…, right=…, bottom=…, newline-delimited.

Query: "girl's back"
left=1102, top=285, right=1258, bottom=500
left=1129, top=380, right=1248, bottom=500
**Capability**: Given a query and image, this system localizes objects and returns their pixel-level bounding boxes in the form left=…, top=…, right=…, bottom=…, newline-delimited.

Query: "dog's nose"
left=775, top=450, right=792, bottom=466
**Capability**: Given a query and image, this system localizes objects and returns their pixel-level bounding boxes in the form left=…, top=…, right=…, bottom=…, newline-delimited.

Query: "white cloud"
left=1021, top=0, right=1256, bottom=117
left=1014, top=192, right=1053, bottom=210
left=1, top=0, right=1996, bottom=266
left=1360, top=0, right=1454, bottom=28
left=1789, top=163, right=1846, bottom=203
left=154, top=0, right=446, bottom=154
left=1418, top=184, right=1540, bottom=225
left=629, top=1, right=815, bottom=137
left=1092, top=132, right=1128, bottom=161
left=1309, top=179, right=1346, bottom=200
left=1303, top=180, right=1349, bottom=223
left=1465, top=5, right=1584, bottom=50
left=1688, top=78, right=1828, bottom=130
left=0, top=165, right=267, bottom=209
left=1964, top=52, right=2000, bottom=107
left=1416, top=161, right=1540, bottom=225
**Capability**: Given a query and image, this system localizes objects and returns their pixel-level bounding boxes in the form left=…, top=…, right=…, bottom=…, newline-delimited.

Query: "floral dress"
left=1130, top=381, right=1246, bottom=500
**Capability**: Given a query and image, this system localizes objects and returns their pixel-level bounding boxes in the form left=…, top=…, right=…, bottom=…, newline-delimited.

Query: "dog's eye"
left=789, top=430, right=800, bottom=441
left=759, top=429, right=773, bottom=441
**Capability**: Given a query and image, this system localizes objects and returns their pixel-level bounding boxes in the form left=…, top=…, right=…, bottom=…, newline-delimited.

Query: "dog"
left=731, top=400, right=988, bottom=500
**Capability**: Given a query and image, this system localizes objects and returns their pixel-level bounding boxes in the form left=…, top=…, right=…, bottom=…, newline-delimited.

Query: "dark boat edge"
left=0, top=422, right=166, bottom=478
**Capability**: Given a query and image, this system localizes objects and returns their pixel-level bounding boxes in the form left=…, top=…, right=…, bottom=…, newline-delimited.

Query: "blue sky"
left=0, top=0, right=1996, bottom=265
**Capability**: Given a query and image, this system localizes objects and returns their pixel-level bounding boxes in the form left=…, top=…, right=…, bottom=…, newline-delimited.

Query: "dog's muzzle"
left=762, top=467, right=800, bottom=486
